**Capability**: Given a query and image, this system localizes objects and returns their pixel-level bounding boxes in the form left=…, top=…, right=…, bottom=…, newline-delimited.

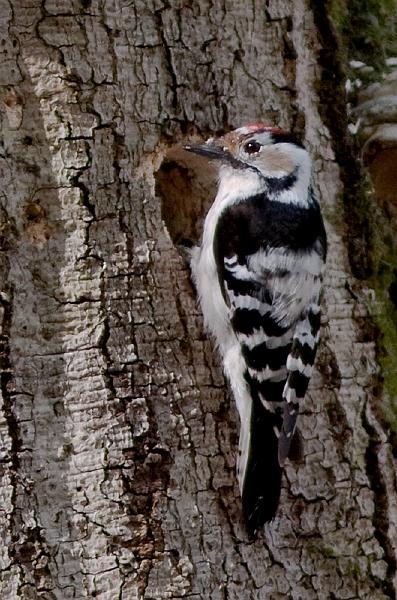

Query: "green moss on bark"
left=319, top=1, right=397, bottom=432
left=367, top=204, right=397, bottom=431
left=329, top=0, right=397, bottom=76
left=311, top=2, right=374, bottom=278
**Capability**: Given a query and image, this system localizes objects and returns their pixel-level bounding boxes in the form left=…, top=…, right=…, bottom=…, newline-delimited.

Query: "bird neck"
left=217, top=161, right=312, bottom=209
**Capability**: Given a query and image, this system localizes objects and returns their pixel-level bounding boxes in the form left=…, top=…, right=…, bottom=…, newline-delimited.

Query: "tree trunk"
left=0, top=1, right=396, bottom=598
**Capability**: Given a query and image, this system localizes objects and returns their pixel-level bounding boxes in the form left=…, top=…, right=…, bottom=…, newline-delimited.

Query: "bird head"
left=184, top=124, right=310, bottom=189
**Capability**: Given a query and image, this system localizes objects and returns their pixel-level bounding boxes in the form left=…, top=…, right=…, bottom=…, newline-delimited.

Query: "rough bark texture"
left=0, top=1, right=396, bottom=599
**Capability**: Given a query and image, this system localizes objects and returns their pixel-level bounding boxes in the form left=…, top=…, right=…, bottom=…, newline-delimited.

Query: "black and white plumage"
left=184, top=124, right=327, bottom=532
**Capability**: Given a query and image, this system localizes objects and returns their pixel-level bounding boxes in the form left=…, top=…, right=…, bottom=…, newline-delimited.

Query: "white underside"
left=191, top=242, right=252, bottom=493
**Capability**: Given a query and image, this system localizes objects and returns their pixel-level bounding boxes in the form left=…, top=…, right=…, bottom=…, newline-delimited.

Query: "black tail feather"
left=241, top=389, right=282, bottom=534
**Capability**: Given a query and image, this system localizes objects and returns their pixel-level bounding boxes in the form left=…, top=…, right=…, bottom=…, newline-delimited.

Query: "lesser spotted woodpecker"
left=184, top=124, right=327, bottom=532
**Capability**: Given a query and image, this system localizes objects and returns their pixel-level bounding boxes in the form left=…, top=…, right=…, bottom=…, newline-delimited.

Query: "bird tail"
left=224, top=346, right=284, bottom=533
left=239, top=384, right=282, bottom=534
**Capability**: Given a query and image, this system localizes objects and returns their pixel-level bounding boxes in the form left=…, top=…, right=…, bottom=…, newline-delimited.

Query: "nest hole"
left=155, top=143, right=217, bottom=247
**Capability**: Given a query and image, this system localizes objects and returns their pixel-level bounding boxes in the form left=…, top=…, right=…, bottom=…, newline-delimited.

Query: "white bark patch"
left=127, top=398, right=150, bottom=438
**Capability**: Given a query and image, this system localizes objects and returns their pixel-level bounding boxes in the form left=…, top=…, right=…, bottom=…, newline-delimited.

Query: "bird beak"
left=183, top=141, right=230, bottom=162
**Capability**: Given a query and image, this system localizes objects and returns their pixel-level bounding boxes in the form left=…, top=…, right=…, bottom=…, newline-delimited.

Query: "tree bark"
left=0, top=1, right=396, bottom=598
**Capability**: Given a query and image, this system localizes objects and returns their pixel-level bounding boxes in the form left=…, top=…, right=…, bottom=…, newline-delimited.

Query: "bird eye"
left=244, top=141, right=262, bottom=154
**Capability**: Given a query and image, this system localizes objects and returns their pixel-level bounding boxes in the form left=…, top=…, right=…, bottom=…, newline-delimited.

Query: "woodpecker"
left=184, top=124, right=327, bottom=532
